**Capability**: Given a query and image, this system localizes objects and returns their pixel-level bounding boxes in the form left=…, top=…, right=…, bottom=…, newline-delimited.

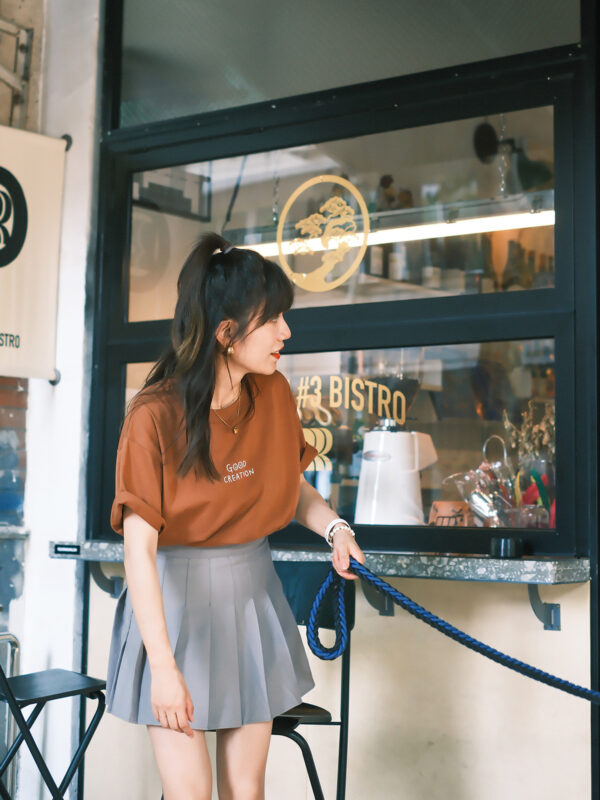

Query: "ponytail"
left=171, top=232, right=231, bottom=375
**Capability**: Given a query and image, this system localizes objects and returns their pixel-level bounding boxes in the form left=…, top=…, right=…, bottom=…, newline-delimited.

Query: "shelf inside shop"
left=226, top=189, right=555, bottom=247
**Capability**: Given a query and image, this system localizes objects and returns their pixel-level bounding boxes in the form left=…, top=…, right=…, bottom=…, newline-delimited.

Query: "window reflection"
left=127, top=107, right=554, bottom=321
left=120, top=0, right=578, bottom=127
left=124, top=339, right=556, bottom=531
left=280, top=339, right=556, bottom=530
left=125, top=362, right=153, bottom=406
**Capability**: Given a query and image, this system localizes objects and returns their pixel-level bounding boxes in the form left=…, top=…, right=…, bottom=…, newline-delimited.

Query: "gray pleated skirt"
left=105, top=537, right=314, bottom=730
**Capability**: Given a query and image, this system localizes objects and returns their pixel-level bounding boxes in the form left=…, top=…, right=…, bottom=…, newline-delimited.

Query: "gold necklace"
left=211, top=386, right=242, bottom=434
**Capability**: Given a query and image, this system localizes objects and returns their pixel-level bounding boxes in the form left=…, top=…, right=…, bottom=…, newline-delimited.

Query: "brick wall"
left=0, top=376, right=27, bottom=772
left=0, top=377, right=27, bottom=527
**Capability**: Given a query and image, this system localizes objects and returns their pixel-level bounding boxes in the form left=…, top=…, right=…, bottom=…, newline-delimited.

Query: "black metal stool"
left=0, top=661, right=106, bottom=800
left=272, top=561, right=356, bottom=800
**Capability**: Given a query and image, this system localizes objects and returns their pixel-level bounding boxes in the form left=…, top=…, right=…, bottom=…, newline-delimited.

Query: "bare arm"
left=123, top=508, right=175, bottom=670
left=294, top=476, right=340, bottom=539
left=123, top=508, right=194, bottom=736
left=295, top=476, right=365, bottom=579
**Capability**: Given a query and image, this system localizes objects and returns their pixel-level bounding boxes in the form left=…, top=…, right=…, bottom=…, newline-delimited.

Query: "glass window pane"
left=280, top=338, right=556, bottom=530
left=120, top=0, right=579, bottom=126
left=125, top=339, right=557, bottom=532
left=128, top=107, right=555, bottom=321
left=125, top=362, right=153, bottom=407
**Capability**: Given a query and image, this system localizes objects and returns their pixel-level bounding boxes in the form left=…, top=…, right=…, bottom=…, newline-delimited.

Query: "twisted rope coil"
left=306, top=557, right=600, bottom=704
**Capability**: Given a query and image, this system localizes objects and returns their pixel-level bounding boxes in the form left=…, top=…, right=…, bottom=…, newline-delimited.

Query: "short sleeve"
left=280, top=373, right=318, bottom=472
left=110, top=403, right=166, bottom=536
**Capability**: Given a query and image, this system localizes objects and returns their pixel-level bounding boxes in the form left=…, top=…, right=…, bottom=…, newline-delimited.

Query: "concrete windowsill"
left=48, top=540, right=590, bottom=585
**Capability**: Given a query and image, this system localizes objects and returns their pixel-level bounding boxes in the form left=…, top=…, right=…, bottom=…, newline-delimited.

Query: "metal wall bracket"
left=89, top=561, right=123, bottom=599
left=361, top=578, right=563, bottom=626
left=0, top=17, right=33, bottom=128
left=527, top=584, right=561, bottom=631
left=362, top=578, right=395, bottom=616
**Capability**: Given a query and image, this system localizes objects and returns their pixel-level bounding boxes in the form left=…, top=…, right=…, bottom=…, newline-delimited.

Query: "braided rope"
left=306, top=569, right=348, bottom=660
left=307, top=557, right=600, bottom=704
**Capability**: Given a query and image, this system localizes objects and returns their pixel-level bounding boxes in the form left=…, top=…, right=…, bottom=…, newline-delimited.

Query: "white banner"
left=0, top=125, right=66, bottom=379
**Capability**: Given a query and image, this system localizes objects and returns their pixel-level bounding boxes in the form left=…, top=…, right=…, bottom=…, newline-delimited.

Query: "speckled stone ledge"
left=49, top=540, right=590, bottom=585
left=272, top=549, right=590, bottom=584
left=0, top=526, right=29, bottom=540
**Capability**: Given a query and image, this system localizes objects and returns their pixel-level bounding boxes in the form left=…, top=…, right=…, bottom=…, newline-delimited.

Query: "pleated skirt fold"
left=105, top=537, right=314, bottom=730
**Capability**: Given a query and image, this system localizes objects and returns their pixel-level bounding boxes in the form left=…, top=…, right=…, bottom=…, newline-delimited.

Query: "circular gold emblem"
left=276, top=174, right=370, bottom=292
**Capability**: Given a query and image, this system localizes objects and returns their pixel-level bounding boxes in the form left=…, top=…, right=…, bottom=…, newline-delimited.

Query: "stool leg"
left=0, top=776, right=12, bottom=800
left=57, top=691, right=106, bottom=796
left=0, top=695, right=61, bottom=798
left=0, top=703, right=45, bottom=779
left=285, top=730, right=325, bottom=800
left=336, top=637, right=351, bottom=800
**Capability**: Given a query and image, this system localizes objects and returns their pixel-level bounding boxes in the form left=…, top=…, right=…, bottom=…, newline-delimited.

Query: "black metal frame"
left=271, top=639, right=352, bottom=800
left=579, top=2, right=600, bottom=798
left=0, top=663, right=105, bottom=800
left=272, top=561, right=355, bottom=799
left=89, top=48, right=592, bottom=559
left=88, top=0, right=598, bottom=798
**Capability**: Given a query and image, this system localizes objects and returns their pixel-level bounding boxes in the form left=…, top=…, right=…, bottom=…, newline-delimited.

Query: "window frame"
left=88, top=48, right=595, bottom=558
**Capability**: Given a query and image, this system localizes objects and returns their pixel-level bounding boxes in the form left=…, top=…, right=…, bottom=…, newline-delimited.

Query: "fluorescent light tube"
left=242, top=210, right=555, bottom=258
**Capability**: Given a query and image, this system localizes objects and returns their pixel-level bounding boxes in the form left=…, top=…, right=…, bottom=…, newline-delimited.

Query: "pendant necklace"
left=211, top=386, right=242, bottom=435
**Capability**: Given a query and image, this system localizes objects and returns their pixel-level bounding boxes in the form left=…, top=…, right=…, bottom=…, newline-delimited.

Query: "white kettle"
left=354, top=429, right=438, bottom=525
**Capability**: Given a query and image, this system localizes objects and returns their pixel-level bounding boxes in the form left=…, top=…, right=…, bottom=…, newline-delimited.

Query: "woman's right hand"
left=151, top=663, right=195, bottom=738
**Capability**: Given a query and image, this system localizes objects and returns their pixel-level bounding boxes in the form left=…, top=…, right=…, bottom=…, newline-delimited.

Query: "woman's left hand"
left=331, top=530, right=365, bottom=580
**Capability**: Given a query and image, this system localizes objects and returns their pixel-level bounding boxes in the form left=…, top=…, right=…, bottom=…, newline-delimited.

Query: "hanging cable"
left=221, top=155, right=247, bottom=235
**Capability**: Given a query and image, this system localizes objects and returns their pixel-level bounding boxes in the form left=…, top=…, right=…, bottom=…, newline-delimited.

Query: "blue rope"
left=307, top=557, right=600, bottom=704
left=307, top=569, right=348, bottom=660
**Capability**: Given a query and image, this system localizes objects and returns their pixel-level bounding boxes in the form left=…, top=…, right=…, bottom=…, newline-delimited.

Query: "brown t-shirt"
left=110, top=370, right=318, bottom=547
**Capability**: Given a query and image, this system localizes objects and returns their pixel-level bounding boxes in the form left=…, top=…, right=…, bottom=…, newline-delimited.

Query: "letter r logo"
left=0, top=167, right=28, bottom=268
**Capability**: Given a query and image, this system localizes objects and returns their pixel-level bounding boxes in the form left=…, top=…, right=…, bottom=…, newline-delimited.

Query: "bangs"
left=255, top=258, right=295, bottom=324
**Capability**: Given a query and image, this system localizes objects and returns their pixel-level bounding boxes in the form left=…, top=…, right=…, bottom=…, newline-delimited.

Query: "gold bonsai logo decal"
left=277, top=174, right=369, bottom=292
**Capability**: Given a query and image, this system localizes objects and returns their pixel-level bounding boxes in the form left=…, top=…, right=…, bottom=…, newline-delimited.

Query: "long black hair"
left=137, top=232, right=294, bottom=480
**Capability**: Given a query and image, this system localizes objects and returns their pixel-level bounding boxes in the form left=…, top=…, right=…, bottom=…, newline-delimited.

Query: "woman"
left=105, top=232, right=365, bottom=800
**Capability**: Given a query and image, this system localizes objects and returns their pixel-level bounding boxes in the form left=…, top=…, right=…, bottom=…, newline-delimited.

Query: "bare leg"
left=216, top=720, right=272, bottom=800
left=147, top=724, right=212, bottom=800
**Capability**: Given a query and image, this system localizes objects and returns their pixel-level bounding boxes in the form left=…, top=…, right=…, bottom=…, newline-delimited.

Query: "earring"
left=226, top=345, right=234, bottom=356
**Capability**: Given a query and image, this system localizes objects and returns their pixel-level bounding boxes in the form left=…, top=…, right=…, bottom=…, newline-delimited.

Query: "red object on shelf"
left=521, top=472, right=549, bottom=506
